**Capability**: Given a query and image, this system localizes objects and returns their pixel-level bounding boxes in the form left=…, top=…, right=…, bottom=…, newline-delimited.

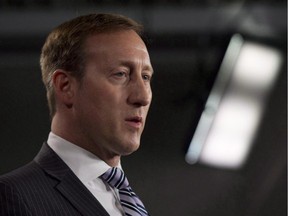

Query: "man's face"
left=72, top=30, right=153, bottom=161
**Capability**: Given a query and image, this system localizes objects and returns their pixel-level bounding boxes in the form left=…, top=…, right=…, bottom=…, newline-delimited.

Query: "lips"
left=126, top=116, right=142, bottom=122
left=125, top=116, right=143, bottom=128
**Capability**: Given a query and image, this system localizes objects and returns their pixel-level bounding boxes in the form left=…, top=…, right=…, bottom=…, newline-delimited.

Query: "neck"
left=51, top=113, right=121, bottom=167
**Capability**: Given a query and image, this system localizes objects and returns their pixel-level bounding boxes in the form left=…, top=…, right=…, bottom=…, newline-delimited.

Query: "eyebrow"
left=115, top=59, right=154, bottom=74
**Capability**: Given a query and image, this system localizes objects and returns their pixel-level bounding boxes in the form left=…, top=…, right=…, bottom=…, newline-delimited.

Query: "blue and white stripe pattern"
left=101, top=167, right=149, bottom=216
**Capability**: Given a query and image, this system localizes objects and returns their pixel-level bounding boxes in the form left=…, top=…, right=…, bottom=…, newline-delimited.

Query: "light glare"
left=186, top=36, right=282, bottom=169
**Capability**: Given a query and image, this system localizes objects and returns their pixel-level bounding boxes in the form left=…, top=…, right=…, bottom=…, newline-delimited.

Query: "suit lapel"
left=34, top=143, right=109, bottom=216
left=56, top=171, right=109, bottom=216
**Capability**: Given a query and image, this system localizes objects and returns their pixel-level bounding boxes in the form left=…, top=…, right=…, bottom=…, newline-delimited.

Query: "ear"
left=52, top=69, right=76, bottom=108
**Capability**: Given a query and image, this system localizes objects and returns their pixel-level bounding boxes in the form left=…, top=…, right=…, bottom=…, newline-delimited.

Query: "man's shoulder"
left=0, top=161, right=42, bottom=187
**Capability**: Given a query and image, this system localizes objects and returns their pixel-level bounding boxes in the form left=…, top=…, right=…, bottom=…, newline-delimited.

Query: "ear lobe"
left=52, top=70, right=75, bottom=108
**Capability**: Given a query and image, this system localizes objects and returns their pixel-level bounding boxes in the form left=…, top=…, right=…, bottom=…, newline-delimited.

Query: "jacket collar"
left=34, top=143, right=110, bottom=216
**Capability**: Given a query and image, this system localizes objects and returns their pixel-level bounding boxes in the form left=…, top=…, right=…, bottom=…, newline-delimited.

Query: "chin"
left=120, top=142, right=140, bottom=156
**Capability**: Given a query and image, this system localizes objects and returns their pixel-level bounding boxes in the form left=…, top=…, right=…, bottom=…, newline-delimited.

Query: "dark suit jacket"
left=0, top=143, right=110, bottom=216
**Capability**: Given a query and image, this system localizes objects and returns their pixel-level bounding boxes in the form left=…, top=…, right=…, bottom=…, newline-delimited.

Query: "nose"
left=127, top=77, right=152, bottom=107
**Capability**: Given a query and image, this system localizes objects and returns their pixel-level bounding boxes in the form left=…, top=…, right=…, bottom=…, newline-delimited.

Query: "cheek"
left=75, top=79, right=127, bottom=119
left=81, top=89, right=124, bottom=123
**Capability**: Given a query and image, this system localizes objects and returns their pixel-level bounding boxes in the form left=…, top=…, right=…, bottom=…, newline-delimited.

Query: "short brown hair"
left=40, top=13, right=143, bottom=117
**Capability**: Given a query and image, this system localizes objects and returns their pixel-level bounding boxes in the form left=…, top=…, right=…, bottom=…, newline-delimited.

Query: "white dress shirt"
left=47, top=132, right=124, bottom=216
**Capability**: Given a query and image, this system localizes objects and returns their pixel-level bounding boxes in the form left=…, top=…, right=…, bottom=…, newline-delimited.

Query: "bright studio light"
left=186, top=35, right=282, bottom=169
left=199, top=96, right=261, bottom=168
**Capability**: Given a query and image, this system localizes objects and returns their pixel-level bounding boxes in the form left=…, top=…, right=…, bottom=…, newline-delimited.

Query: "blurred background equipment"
left=0, top=1, right=286, bottom=216
left=186, top=34, right=283, bottom=169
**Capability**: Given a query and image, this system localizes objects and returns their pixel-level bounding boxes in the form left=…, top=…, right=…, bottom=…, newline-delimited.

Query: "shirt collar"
left=47, top=132, right=121, bottom=184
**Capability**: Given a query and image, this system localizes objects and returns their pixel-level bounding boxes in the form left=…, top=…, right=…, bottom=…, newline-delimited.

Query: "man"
left=0, top=13, right=153, bottom=216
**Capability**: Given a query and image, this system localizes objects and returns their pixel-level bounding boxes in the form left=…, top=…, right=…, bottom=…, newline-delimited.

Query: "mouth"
left=125, top=116, right=143, bottom=128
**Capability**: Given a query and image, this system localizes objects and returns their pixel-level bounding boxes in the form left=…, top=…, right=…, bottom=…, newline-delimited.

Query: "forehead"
left=84, top=30, right=150, bottom=60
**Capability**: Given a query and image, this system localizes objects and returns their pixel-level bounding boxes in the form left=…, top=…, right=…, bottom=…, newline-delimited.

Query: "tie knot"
left=101, top=167, right=129, bottom=190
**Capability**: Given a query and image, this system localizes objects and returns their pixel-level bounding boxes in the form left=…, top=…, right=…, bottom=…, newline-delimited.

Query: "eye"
left=114, top=72, right=127, bottom=78
left=142, top=74, right=152, bottom=82
left=111, top=71, right=130, bottom=84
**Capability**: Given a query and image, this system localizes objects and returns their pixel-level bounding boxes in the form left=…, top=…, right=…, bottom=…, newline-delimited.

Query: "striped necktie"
left=100, top=167, right=149, bottom=216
